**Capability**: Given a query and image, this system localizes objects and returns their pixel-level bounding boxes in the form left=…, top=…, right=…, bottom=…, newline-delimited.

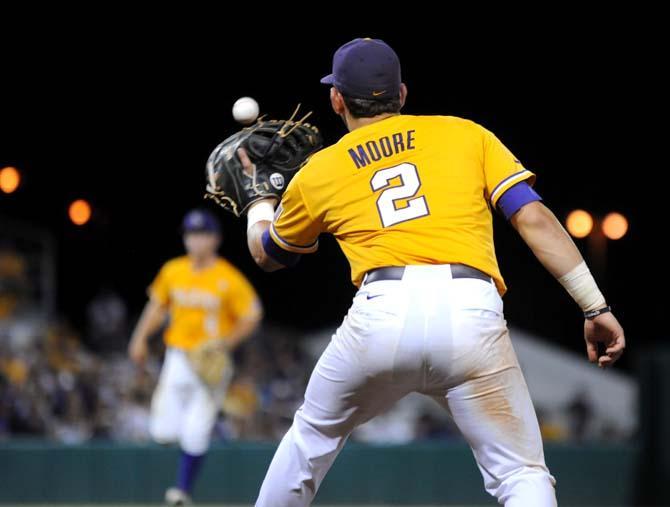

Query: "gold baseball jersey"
left=149, top=256, right=261, bottom=350
left=268, top=115, right=535, bottom=295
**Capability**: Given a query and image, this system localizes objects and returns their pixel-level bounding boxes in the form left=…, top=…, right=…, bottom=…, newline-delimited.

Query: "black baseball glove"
left=205, top=107, right=323, bottom=216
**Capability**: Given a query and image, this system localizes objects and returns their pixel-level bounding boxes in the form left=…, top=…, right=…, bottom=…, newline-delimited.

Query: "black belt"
left=363, top=264, right=493, bottom=285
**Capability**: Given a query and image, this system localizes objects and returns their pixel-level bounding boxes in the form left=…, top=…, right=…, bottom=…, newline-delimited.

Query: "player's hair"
left=342, top=94, right=402, bottom=118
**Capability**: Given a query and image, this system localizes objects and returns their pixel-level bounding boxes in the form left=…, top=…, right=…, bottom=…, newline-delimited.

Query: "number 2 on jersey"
left=370, top=163, right=429, bottom=227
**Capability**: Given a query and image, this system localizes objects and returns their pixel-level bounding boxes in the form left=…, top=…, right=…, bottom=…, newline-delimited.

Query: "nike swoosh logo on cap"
left=372, top=90, right=386, bottom=96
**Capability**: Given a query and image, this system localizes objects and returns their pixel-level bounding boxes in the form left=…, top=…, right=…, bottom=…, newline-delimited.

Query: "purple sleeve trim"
left=497, top=181, right=542, bottom=220
left=262, top=229, right=301, bottom=267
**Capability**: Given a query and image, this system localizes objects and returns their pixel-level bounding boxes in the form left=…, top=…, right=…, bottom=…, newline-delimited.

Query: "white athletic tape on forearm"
left=558, top=261, right=606, bottom=312
left=247, top=201, right=275, bottom=231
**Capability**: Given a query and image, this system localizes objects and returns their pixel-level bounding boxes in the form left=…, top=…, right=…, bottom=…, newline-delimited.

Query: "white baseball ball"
left=232, top=97, right=259, bottom=125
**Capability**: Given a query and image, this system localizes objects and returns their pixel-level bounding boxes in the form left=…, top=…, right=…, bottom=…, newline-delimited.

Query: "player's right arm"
left=128, top=297, right=168, bottom=365
left=510, top=202, right=625, bottom=368
left=128, top=263, right=171, bottom=365
left=480, top=125, right=625, bottom=368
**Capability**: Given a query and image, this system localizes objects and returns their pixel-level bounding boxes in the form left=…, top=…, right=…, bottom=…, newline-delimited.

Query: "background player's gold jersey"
left=269, top=115, right=536, bottom=295
left=149, top=256, right=261, bottom=350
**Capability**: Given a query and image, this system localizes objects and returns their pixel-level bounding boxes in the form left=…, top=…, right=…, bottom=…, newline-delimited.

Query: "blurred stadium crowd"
left=1, top=244, right=622, bottom=445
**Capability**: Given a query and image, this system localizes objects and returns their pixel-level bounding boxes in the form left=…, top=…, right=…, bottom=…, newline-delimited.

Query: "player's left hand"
left=237, top=147, right=255, bottom=176
left=238, top=148, right=279, bottom=209
left=584, top=311, right=626, bottom=368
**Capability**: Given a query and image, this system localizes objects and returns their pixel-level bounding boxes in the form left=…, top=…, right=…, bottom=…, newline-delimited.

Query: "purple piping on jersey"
left=270, top=223, right=318, bottom=251
left=262, top=229, right=301, bottom=267
left=497, top=181, right=542, bottom=220
left=489, top=169, right=532, bottom=203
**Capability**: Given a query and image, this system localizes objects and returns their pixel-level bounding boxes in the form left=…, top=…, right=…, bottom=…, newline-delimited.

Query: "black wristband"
left=584, top=305, right=612, bottom=319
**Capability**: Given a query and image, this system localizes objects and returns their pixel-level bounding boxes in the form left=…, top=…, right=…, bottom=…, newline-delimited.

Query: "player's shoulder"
left=417, top=115, right=492, bottom=149
left=159, top=255, right=190, bottom=274
left=294, top=144, right=332, bottom=178
left=280, top=149, right=327, bottom=196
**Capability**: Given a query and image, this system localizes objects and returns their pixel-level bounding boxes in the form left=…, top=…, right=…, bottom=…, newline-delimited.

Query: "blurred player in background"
left=242, top=39, right=626, bottom=506
left=128, top=209, right=262, bottom=506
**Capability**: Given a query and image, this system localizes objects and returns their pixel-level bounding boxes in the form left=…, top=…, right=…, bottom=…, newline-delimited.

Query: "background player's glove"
left=187, top=339, right=232, bottom=387
left=205, top=106, right=323, bottom=217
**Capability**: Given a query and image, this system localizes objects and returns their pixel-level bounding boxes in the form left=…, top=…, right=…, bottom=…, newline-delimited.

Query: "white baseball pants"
left=255, top=264, right=556, bottom=506
left=150, top=348, right=228, bottom=455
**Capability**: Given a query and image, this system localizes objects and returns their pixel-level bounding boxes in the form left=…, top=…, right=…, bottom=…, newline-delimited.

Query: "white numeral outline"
left=370, top=163, right=429, bottom=227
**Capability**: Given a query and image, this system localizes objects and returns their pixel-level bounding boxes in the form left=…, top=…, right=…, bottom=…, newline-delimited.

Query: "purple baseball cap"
left=182, top=209, right=221, bottom=234
left=320, top=38, right=401, bottom=101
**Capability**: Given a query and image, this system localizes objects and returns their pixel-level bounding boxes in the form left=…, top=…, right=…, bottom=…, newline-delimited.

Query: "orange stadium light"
left=602, top=212, right=628, bottom=240
left=0, top=166, right=21, bottom=194
left=566, top=209, right=593, bottom=238
left=68, top=199, right=92, bottom=226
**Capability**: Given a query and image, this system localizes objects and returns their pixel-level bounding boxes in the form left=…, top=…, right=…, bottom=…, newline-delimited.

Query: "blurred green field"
left=1, top=440, right=640, bottom=506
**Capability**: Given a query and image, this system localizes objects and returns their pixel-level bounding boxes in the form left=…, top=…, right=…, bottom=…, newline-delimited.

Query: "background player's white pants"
left=255, top=265, right=556, bottom=507
left=150, top=348, right=227, bottom=455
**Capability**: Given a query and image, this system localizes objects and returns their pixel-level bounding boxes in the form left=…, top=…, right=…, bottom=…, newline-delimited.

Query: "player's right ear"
left=330, top=87, right=346, bottom=115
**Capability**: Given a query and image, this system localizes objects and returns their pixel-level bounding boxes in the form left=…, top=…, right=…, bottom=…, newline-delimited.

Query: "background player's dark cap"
left=182, top=209, right=221, bottom=234
left=320, top=38, right=401, bottom=101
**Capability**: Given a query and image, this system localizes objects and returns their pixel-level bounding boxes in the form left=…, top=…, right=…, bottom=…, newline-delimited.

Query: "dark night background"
left=0, top=13, right=663, bottom=370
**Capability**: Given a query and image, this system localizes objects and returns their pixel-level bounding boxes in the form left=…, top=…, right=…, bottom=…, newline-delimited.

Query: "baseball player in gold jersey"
left=241, top=38, right=625, bottom=506
left=128, top=209, right=262, bottom=506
